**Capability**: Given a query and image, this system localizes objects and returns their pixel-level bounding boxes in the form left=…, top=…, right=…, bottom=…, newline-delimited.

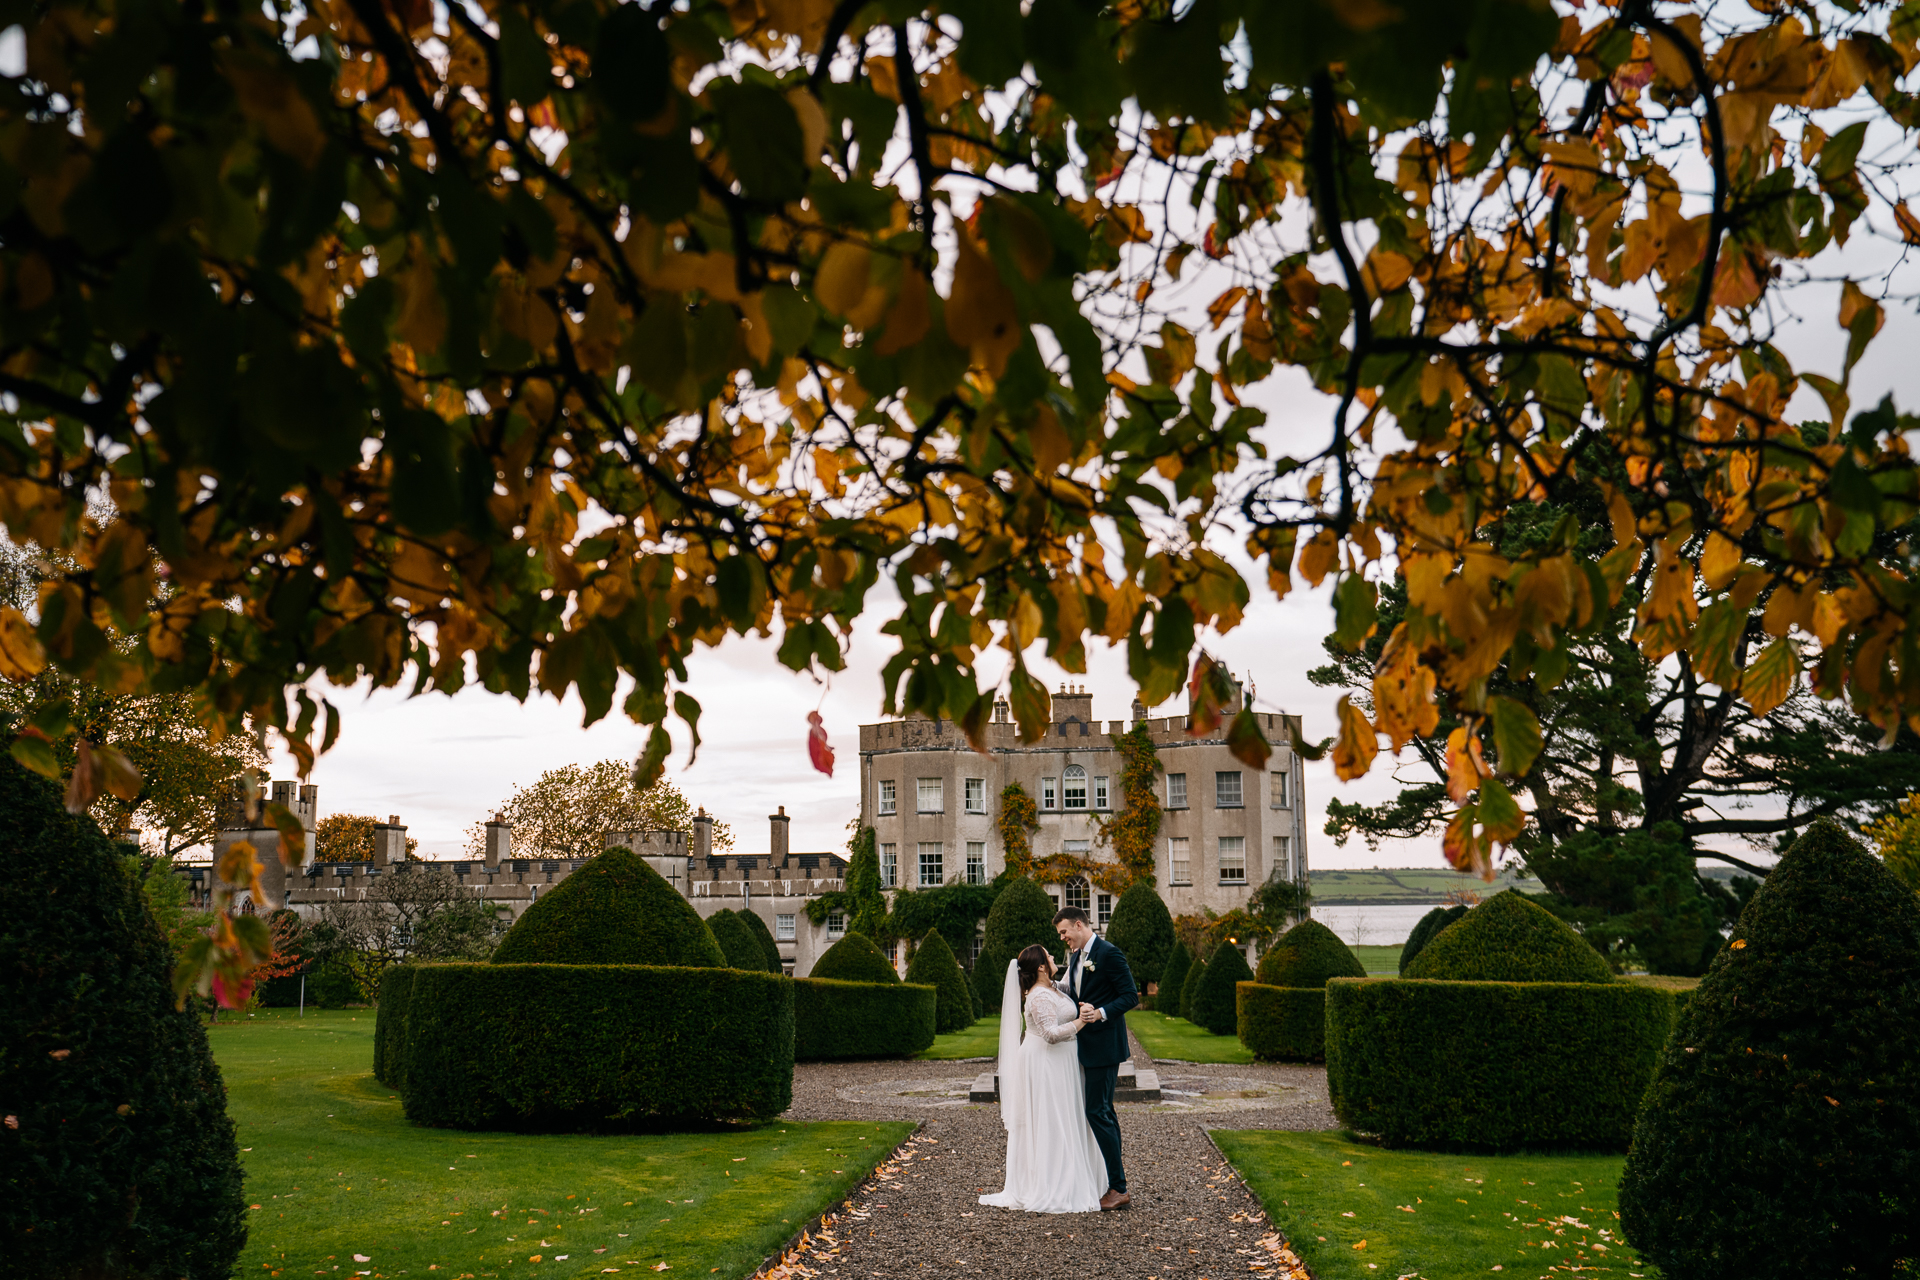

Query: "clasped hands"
left=1078, top=1002, right=1099, bottom=1022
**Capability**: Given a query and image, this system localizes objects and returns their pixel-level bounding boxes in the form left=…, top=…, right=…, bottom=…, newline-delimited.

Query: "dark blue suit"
left=1066, top=934, right=1138, bottom=1194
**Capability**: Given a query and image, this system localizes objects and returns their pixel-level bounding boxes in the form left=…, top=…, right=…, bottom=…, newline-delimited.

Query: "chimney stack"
left=993, top=697, right=1010, bottom=723
left=484, top=814, right=512, bottom=868
left=769, top=805, right=790, bottom=862
left=373, top=815, right=408, bottom=866
left=692, top=809, right=713, bottom=861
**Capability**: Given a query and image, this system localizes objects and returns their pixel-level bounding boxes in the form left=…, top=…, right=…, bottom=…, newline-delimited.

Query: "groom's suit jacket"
left=1067, top=934, right=1138, bottom=1068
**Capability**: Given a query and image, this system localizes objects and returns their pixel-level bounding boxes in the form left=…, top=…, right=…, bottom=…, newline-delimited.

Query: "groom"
left=1054, top=905, right=1138, bottom=1211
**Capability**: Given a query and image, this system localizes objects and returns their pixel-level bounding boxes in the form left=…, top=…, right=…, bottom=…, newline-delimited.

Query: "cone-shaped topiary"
left=979, top=875, right=1060, bottom=988
left=904, top=930, right=974, bottom=1033
left=971, top=944, right=1003, bottom=1010
left=1191, top=941, right=1255, bottom=1035
left=707, top=909, right=771, bottom=971
left=1179, top=947, right=1207, bottom=1019
left=1256, top=919, right=1366, bottom=988
left=736, top=907, right=785, bottom=971
left=1618, top=819, right=1920, bottom=1277
left=1105, top=881, right=1175, bottom=989
left=810, top=931, right=899, bottom=983
left=1159, top=940, right=1192, bottom=1014
left=0, top=756, right=245, bottom=1280
left=1399, top=903, right=1469, bottom=974
left=492, top=848, right=725, bottom=967
left=1403, top=890, right=1612, bottom=983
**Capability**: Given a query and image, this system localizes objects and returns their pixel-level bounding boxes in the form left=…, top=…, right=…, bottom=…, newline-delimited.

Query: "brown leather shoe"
left=1099, top=1190, right=1132, bottom=1211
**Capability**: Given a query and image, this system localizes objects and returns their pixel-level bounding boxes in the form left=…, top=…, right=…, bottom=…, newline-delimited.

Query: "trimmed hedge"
left=1191, top=942, right=1255, bottom=1035
left=492, top=848, right=725, bottom=967
left=1256, top=919, right=1365, bottom=988
left=375, top=964, right=418, bottom=1087
left=810, top=931, right=899, bottom=983
left=1105, top=881, right=1175, bottom=988
left=1325, top=977, right=1673, bottom=1150
left=708, top=909, right=772, bottom=971
left=1237, top=982, right=1327, bottom=1061
left=904, top=930, right=974, bottom=1034
left=0, top=756, right=245, bottom=1280
left=397, top=963, right=794, bottom=1128
left=1179, top=948, right=1206, bottom=1019
left=1159, top=941, right=1192, bottom=1014
left=1619, top=818, right=1920, bottom=1277
left=1403, top=890, right=1613, bottom=984
left=1399, top=904, right=1468, bottom=974
left=793, top=978, right=938, bottom=1060
left=736, top=907, right=785, bottom=971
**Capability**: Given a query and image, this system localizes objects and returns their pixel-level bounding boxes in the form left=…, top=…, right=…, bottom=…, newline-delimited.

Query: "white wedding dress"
left=978, top=962, right=1109, bottom=1214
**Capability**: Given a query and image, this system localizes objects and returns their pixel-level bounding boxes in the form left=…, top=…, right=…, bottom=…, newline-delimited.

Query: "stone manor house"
left=186, top=678, right=1307, bottom=977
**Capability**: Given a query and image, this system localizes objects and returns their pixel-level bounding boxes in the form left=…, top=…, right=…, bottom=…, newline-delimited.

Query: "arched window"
left=1065, top=876, right=1091, bottom=912
left=1063, top=764, right=1088, bottom=809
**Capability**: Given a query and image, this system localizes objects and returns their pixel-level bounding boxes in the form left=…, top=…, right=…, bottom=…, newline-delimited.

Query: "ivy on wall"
left=1096, top=723, right=1163, bottom=890
left=997, top=783, right=1041, bottom=879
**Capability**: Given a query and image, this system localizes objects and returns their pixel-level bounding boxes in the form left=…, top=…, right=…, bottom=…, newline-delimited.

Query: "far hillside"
left=1306, top=868, right=1528, bottom=905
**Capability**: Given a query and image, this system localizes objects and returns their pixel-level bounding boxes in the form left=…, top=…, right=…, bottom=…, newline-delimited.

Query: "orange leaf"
left=1331, top=695, right=1378, bottom=781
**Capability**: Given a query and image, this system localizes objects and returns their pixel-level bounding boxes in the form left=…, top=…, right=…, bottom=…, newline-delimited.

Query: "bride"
left=978, top=944, right=1110, bottom=1214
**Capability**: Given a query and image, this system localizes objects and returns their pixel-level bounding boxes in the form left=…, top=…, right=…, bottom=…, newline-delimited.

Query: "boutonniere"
left=1084, top=958, right=1097, bottom=972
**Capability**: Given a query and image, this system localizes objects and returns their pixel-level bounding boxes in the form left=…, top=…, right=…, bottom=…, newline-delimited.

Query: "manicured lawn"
left=1127, top=1010, right=1256, bottom=1064
left=916, top=1013, right=1001, bottom=1060
left=1350, top=945, right=1404, bottom=975
left=213, top=1009, right=913, bottom=1279
left=1213, top=1130, right=1661, bottom=1279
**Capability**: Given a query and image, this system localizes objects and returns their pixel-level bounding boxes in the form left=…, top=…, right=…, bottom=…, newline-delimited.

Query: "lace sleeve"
left=1025, top=989, right=1083, bottom=1044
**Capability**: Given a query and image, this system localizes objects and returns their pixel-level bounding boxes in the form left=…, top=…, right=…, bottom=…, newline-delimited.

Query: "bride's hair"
left=1016, top=944, right=1053, bottom=994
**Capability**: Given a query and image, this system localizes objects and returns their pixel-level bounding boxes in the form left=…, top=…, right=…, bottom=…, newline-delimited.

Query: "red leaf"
left=211, top=972, right=255, bottom=1010
left=807, top=711, right=835, bottom=776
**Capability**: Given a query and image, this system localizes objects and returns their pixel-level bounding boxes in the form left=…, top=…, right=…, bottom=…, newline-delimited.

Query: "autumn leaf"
left=1331, top=696, right=1378, bottom=781
left=1739, top=637, right=1799, bottom=717
left=1489, top=697, right=1542, bottom=777
left=806, top=710, right=835, bottom=776
left=1225, top=706, right=1272, bottom=769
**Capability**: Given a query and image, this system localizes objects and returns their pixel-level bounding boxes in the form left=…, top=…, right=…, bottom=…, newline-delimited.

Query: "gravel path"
left=764, top=1034, right=1334, bottom=1280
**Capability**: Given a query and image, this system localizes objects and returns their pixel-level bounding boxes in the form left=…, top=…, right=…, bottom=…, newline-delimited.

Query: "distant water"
left=1308, top=903, right=1450, bottom=947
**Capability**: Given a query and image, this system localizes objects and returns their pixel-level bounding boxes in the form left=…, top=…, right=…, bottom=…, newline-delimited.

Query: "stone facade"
left=858, top=680, right=1307, bottom=933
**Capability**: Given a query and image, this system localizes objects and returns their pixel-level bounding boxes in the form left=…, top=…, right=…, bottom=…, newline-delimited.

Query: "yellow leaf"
left=1701, top=532, right=1742, bottom=590
left=1444, top=726, right=1486, bottom=804
left=1298, top=531, right=1339, bottom=588
left=1739, top=636, right=1798, bottom=717
left=1331, top=695, right=1378, bottom=781
left=945, top=230, right=1021, bottom=376
left=815, top=243, right=872, bottom=319
left=872, top=268, right=930, bottom=356
left=0, top=606, right=46, bottom=678
left=397, top=257, right=447, bottom=356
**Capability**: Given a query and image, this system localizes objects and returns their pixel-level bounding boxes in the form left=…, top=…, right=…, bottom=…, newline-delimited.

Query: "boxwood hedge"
left=491, top=849, right=724, bottom=967
left=707, top=908, right=772, bottom=971
left=1191, top=942, right=1254, bottom=1035
left=374, top=963, right=418, bottom=1088
left=1403, top=891, right=1613, bottom=984
left=793, top=978, right=937, bottom=1060
left=1255, top=919, right=1366, bottom=988
left=391, top=963, right=794, bottom=1129
left=1237, top=983, right=1329, bottom=1061
left=1398, top=904, right=1468, bottom=974
left=903, top=930, right=974, bottom=1034
left=809, top=931, right=899, bottom=983
left=1325, top=977, right=1675, bottom=1150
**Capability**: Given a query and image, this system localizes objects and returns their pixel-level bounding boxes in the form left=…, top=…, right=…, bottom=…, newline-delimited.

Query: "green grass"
left=214, top=1009, right=913, bottom=1280
left=1212, top=1130, right=1660, bottom=1280
left=915, top=1013, right=1001, bottom=1059
left=1307, top=869, right=1527, bottom=904
left=1127, top=1010, right=1256, bottom=1064
left=1350, top=945, right=1404, bottom=975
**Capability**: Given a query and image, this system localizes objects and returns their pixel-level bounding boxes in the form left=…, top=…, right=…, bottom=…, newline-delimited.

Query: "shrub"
left=374, top=964, right=417, bottom=1087
left=1403, top=890, right=1613, bottom=984
left=793, top=979, right=938, bottom=1060
left=707, top=909, right=772, bottom=972
left=1256, top=919, right=1366, bottom=988
left=810, top=931, right=899, bottom=983
left=491, top=848, right=725, bottom=967
left=1179, top=948, right=1207, bottom=1019
left=971, top=947, right=1003, bottom=1011
left=307, top=959, right=359, bottom=1007
left=1158, top=941, right=1192, bottom=1014
left=736, top=907, right=785, bottom=971
left=1237, top=983, right=1327, bottom=1061
left=398, top=963, right=794, bottom=1128
left=1398, top=904, right=1467, bottom=974
left=904, top=930, right=974, bottom=1034
left=1619, top=819, right=1920, bottom=1277
left=1105, top=881, right=1174, bottom=989
left=0, top=756, right=245, bottom=1280
left=1191, top=942, right=1255, bottom=1035
left=980, top=875, right=1060, bottom=978
left=1325, top=977, right=1674, bottom=1150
